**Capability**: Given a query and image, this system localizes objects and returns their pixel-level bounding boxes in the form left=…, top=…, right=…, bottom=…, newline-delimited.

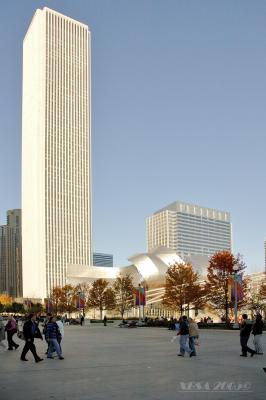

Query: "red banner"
left=134, top=287, right=146, bottom=306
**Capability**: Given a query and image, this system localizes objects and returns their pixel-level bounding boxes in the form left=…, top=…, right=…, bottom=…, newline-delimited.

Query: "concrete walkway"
left=0, top=324, right=265, bottom=400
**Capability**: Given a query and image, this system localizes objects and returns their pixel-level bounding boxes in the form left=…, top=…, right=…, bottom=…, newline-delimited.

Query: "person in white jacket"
left=56, top=316, right=64, bottom=352
left=188, top=318, right=199, bottom=357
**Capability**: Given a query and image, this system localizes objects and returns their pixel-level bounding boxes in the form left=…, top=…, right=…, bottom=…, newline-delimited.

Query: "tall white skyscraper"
left=22, top=8, right=92, bottom=299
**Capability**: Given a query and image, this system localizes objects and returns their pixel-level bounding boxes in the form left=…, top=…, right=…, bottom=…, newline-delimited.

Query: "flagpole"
left=138, top=284, right=141, bottom=323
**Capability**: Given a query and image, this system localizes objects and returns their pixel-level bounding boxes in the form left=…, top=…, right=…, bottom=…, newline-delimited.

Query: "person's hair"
left=56, top=316, right=61, bottom=320
left=256, top=314, right=262, bottom=319
left=28, top=313, right=34, bottom=320
left=182, top=315, right=187, bottom=320
left=49, top=316, right=53, bottom=322
left=47, top=312, right=52, bottom=317
left=242, top=314, right=248, bottom=319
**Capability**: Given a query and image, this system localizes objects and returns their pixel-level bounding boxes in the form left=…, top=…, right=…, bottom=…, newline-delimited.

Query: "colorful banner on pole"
left=228, top=273, right=243, bottom=302
left=44, top=298, right=53, bottom=312
left=134, top=287, right=146, bottom=306
left=76, top=293, right=85, bottom=309
left=227, top=276, right=234, bottom=302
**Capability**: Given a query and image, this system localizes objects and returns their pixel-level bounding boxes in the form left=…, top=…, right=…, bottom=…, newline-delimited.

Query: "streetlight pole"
left=138, top=284, right=142, bottom=323
left=78, top=291, right=80, bottom=315
left=233, top=264, right=239, bottom=329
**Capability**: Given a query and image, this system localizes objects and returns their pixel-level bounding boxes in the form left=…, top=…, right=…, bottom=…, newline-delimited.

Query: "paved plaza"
left=0, top=323, right=265, bottom=400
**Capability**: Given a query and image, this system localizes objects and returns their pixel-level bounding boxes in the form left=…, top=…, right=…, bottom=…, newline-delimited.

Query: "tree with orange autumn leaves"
left=205, top=251, right=248, bottom=323
left=248, top=275, right=266, bottom=318
left=87, top=279, right=116, bottom=320
left=163, top=263, right=206, bottom=315
left=0, top=294, right=13, bottom=305
left=49, top=283, right=90, bottom=315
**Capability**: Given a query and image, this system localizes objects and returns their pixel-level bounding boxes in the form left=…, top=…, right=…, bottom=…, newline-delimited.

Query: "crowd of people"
left=168, top=313, right=264, bottom=360
left=0, top=312, right=264, bottom=370
left=0, top=313, right=65, bottom=362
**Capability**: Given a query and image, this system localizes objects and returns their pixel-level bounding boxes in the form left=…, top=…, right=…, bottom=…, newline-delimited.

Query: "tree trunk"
left=225, top=285, right=229, bottom=326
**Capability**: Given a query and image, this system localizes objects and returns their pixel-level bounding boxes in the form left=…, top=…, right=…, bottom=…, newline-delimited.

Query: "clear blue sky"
left=0, top=0, right=265, bottom=272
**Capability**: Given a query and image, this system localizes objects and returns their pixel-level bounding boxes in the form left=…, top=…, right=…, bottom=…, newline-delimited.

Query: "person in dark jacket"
left=20, top=314, right=43, bottom=362
left=252, top=314, right=264, bottom=355
left=45, top=316, right=64, bottom=359
left=43, top=312, right=53, bottom=354
left=177, top=316, right=192, bottom=357
left=240, top=314, right=256, bottom=357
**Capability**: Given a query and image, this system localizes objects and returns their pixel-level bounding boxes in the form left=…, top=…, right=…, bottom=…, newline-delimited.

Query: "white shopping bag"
left=170, top=335, right=178, bottom=343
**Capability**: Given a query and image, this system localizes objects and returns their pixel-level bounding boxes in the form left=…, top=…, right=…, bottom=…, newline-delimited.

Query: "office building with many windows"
left=22, top=8, right=92, bottom=298
left=0, top=210, right=22, bottom=297
left=93, top=253, right=113, bottom=268
left=146, top=201, right=232, bottom=258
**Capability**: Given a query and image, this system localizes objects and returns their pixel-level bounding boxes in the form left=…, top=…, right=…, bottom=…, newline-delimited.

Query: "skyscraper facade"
left=264, top=238, right=266, bottom=272
left=93, top=253, right=114, bottom=268
left=0, top=210, right=22, bottom=297
left=0, top=225, right=8, bottom=294
left=22, top=8, right=92, bottom=299
left=146, top=201, right=232, bottom=258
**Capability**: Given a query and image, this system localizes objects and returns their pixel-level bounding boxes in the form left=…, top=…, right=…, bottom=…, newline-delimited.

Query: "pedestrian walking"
left=252, top=314, right=263, bottom=355
left=239, top=314, right=256, bottom=357
left=103, top=316, right=107, bottom=327
left=43, top=312, right=53, bottom=354
left=20, top=313, right=43, bottom=362
left=5, top=315, right=19, bottom=350
left=0, top=316, right=6, bottom=350
left=80, top=315, right=84, bottom=326
left=46, top=316, right=64, bottom=360
left=177, top=316, right=192, bottom=357
left=188, top=317, right=199, bottom=357
left=56, top=316, right=64, bottom=352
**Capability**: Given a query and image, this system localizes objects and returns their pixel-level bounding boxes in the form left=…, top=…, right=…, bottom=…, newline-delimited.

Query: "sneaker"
left=8, top=348, right=13, bottom=351
left=59, top=356, right=64, bottom=360
left=263, top=368, right=266, bottom=374
left=36, top=358, right=44, bottom=363
left=14, top=344, right=19, bottom=349
left=177, top=354, right=184, bottom=357
left=190, top=352, right=196, bottom=357
left=47, top=356, right=54, bottom=359
left=250, top=352, right=256, bottom=357
left=240, top=354, right=247, bottom=357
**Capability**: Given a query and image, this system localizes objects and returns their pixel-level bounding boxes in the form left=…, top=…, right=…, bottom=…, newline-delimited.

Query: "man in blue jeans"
left=45, top=316, right=64, bottom=360
left=177, top=316, right=192, bottom=357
